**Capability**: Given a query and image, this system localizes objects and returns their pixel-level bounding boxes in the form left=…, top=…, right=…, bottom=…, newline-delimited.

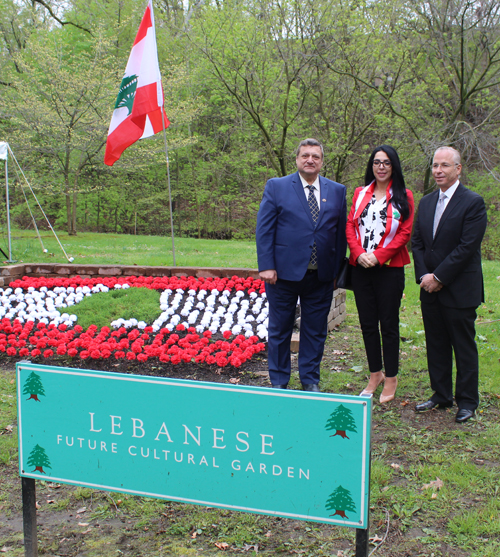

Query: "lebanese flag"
left=104, top=0, right=169, bottom=166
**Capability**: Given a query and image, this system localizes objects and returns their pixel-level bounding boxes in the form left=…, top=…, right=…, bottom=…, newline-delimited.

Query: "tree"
left=190, top=0, right=317, bottom=177
left=2, top=27, right=116, bottom=234
left=27, top=444, right=52, bottom=473
left=23, top=371, right=46, bottom=402
left=325, top=485, right=357, bottom=519
left=408, top=0, right=500, bottom=191
left=325, top=404, right=357, bottom=439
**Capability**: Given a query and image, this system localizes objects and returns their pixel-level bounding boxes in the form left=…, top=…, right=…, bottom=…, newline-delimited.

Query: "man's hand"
left=259, top=269, right=278, bottom=285
left=357, top=253, right=378, bottom=268
left=420, top=273, right=443, bottom=293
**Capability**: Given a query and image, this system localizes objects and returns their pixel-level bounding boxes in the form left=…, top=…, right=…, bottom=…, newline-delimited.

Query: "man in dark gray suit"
left=412, top=146, right=487, bottom=423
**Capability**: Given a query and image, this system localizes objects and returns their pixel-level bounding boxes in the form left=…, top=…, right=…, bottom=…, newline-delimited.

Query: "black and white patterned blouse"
left=359, top=195, right=388, bottom=253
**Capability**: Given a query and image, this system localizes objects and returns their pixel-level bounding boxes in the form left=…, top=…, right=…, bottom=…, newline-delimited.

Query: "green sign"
left=17, top=363, right=371, bottom=527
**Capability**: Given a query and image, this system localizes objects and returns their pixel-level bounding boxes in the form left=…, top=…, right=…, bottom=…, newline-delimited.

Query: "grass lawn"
left=1, top=229, right=258, bottom=268
left=0, top=232, right=499, bottom=556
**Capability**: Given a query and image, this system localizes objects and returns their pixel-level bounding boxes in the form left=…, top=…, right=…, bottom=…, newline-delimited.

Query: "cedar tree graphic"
left=26, top=444, right=52, bottom=474
left=325, top=404, right=357, bottom=439
left=23, top=371, right=46, bottom=402
left=325, top=485, right=357, bottom=519
left=114, top=74, right=138, bottom=114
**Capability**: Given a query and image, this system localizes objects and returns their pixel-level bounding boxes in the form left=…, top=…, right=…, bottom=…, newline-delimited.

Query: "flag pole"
left=161, top=112, right=176, bottom=267
left=5, top=149, right=12, bottom=262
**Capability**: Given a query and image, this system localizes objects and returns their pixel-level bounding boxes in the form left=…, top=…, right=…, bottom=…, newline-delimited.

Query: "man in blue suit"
left=256, top=138, right=347, bottom=391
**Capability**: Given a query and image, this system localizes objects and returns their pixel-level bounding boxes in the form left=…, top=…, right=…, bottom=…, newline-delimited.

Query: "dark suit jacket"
left=256, top=171, right=347, bottom=282
left=412, top=183, right=487, bottom=308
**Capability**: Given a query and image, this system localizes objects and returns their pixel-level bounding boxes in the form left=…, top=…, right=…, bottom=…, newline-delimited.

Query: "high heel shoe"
left=380, top=376, right=398, bottom=403
left=359, top=372, right=385, bottom=396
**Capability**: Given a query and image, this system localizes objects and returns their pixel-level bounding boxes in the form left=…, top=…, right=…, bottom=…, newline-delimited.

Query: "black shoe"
left=455, top=408, right=475, bottom=423
left=415, top=400, right=452, bottom=412
left=271, top=384, right=288, bottom=389
left=415, top=400, right=438, bottom=412
left=302, top=384, right=320, bottom=392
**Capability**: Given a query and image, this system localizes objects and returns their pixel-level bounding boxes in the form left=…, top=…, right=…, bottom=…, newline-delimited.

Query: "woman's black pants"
left=351, top=265, right=405, bottom=378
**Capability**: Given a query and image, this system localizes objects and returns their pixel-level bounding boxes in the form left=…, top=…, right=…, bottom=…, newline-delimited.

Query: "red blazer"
left=346, top=182, right=414, bottom=267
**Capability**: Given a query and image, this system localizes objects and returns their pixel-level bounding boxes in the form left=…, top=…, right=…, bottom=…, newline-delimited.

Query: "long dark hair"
left=365, top=145, right=410, bottom=222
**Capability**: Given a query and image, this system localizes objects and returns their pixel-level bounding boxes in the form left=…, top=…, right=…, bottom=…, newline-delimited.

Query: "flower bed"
left=0, top=275, right=269, bottom=368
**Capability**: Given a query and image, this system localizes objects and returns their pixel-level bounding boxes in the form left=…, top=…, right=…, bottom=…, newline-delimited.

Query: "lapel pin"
left=322, top=199, right=326, bottom=202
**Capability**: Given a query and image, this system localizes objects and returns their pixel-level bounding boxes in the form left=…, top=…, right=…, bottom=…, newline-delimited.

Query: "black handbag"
left=336, top=256, right=352, bottom=290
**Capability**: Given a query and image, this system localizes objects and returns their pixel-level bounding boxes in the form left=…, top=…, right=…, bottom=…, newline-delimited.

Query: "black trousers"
left=421, top=299, right=479, bottom=410
left=351, top=265, right=405, bottom=378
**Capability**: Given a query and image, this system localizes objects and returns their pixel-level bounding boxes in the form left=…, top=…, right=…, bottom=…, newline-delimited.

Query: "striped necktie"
left=307, top=185, right=319, bottom=267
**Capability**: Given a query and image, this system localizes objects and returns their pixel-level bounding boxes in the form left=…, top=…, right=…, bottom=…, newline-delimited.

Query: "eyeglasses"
left=432, top=163, right=458, bottom=170
left=373, top=159, right=392, bottom=168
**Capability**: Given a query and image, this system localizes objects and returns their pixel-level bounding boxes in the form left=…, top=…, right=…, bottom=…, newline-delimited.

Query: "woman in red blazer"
left=346, top=145, right=414, bottom=403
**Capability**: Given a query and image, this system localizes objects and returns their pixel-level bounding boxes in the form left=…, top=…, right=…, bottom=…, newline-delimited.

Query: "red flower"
left=0, top=275, right=268, bottom=368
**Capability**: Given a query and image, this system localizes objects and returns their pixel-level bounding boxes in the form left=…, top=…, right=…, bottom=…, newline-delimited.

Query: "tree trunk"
left=96, top=191, right=100, bottom=233
left=423, top=164, right=433, bottom=196
left=71, top=190, right=77, bottom=235
left=65, top=187, right=72, bottom=235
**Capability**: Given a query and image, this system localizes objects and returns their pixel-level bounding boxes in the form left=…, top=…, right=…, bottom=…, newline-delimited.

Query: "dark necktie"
left=307, top=185, right=319, bottom=267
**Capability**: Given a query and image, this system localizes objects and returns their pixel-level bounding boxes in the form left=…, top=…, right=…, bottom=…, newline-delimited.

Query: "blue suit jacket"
left=256, top=171, right=347, bottom=282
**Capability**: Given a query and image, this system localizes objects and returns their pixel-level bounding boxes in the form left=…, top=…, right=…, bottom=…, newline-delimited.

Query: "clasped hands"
left=357, top=253, right=379, bottom=268
left=420, top=273, right=443, bottom=293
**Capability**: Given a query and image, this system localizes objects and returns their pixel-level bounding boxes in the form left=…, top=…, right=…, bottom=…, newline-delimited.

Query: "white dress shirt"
left=298, top=174, right=321, bottom=206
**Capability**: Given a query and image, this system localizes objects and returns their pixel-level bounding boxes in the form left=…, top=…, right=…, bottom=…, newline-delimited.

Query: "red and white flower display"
left=0, top=275, right=269, bottom=368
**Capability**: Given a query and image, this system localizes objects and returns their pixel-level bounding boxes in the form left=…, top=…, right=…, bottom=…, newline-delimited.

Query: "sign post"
left=17, top=362, right=372, bottom=556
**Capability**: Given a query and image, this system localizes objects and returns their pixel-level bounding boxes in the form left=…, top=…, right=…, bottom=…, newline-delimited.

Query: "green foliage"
left=468, top=170, right=500, bottom=260
left=65, top=287, right=162, bottom=330
left=0, top=369, right=17, bottom=465
left=1, top=0, right=500, bottom=248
